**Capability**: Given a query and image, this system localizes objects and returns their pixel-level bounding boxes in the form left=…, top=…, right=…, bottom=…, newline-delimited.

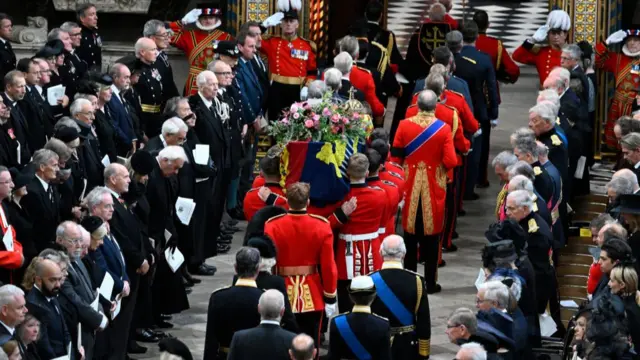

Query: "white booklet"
left=175, top=197, right=196, bottom=225
left=165, top=247, right=185, bottom=273
left=98, top=272, right=114, bottom=301
left=2, top=226, right=13, bottom=252
left=47, top=85, right=65, bottom=106
left=193, top=144, right=210, bottom=165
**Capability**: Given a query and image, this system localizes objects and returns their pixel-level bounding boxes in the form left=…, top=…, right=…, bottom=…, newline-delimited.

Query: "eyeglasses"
left=154, top=33, right=169, bottom=39
left=78, top=111, right=95, bottom=118
left=476, top=298, right=491, bottom=305
left=70, top=32, right=82, bottom=37
left=214, top=71, right=233, bottom=76
left=446, top=324, right=460, bottom=329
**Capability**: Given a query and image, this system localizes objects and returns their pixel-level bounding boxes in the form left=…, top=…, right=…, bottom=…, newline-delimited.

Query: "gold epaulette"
left=299, top=36, right=317, bottom=53
left=528, top=218, right=539, bottom=233
left=356, top=65, right=371, bottom=74
left=309, top=214, right=329, bottom=223
left=462, top=56, right=476, bottom=65
left=370, top=185, right=384, bottom=191
left=265, top=213, right=287, bottom=223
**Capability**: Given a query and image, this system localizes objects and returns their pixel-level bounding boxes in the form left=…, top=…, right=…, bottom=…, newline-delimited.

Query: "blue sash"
left=405, top=119, right=446, bottom=157
left=335, top=316, right=372, bottom=360
left=370, top=272, right=414, bottom=326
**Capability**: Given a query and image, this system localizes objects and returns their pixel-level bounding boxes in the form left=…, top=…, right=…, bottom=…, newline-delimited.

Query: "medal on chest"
left=95, top=34, right=102, bottom=47
left=291, top=48, right=309, bottom=61
left=7, top=128, right=15, bottom=140
left=151, top=68, right=162, bottom=82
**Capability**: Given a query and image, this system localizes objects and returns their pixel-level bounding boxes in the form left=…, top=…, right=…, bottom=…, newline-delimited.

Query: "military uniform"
left=390, top=111, right=457, bottom=289
left=264, top=210, right=337, bottom=345
left=350, top=65, right=385, bottom=118
left=367, top=176, right=400, bottom=237
left=518, top=212, right=554, bottom=314
left=155, top=51, right=180, bottom=103
left=261, top=34, right=317, bottom=120
left=0, top=38, right=16, bottom=91
left=59, top=51, right=87, bottom=100
left=203, top=278, right=263, bottom=360
left=476, top=33, right=521, bottom=102
left=132, top=59, right=164, bottom=138
left=537, top=129, right=568, bottom=249
left=379, top=165, right=405, bottom=196
left=531, top=161, right=555, bottom=211
left=370, top=261, right=431, bottom=359
left=242, top=182, right=287, bottom=221
left=513, top=40, right=561, bottom=87
left=365, top=21, right=403, bottom=73
left=328, top=305, right=392, bottom=360
left=76, top=25, right=102, bottom=70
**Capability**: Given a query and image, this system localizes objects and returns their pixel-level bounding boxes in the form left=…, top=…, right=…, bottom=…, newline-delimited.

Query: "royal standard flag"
left=281, top=138, right=364, bottom=206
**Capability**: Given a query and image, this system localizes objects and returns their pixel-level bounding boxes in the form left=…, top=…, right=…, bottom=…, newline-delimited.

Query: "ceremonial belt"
left=390, top=324, right=416, bottom=335
left=270, top=74, right=306, bottom=86
left=335, top=316, right=372, bottom=360
left=377, top=227, right=386, bottom=235
left=405, top=120, right=446, bottom=157
left=370, top=272, right=414, bottom=326
left=338, top=232, right=379, bottom=242
left=140, top=104, right=161, bottom=113
left=277, top=265, right=317, bottom=276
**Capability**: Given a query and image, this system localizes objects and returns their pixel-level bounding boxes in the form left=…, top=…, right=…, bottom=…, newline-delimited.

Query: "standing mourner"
left=168, top=1, right=232, bottom=96
left=0, top=14, right=16, bottom=91
left=260, top=3, right=317, bottom=120
left=75, top=3, right=102, bottom=71
left=390, top=90, right=457, bottom=293
left=143, top=19, right=180, bottom=103
left=132, top=37, right=164, bottom=138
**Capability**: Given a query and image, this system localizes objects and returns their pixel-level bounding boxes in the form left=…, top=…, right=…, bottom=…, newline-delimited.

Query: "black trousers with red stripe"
left=403, top=203, right=440, bottom=288
left=296, top=311, right=324, bottom=350
left=441, top=167, right=461, bottom=251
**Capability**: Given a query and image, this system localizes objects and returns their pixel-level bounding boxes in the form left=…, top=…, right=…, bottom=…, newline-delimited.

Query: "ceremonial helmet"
left=196, top=1, right=223, bottom=17
left=277, top=0, right=301, bottom=20
left=546, top=9, right=571, bottom=31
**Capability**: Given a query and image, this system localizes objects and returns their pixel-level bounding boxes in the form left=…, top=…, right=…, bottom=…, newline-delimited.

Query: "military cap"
left=130, top=150, right=155, bottom=176
left=196, top=1, right=222, bottom=16
left=282, top=9, right=299, bottom=20
left=246, top=235, right=277, bottom=259
left=214, top=40, right=240, bottom=58
left=80, top=216, right=104, bottom=234
left=54, top=126, right=81, bottom=143
left=9, top=166, right=34, bottom=190
left=349, top=275, right=375, bottom=293
left=158, top=338, right=193, bottom=360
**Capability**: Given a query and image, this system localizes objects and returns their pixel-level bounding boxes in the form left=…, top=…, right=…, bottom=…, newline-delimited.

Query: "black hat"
left=196, top=2, right=222, bottom=16
left=483, top=240, right=518, bottom=264
left=130, top=150, right=155, bottom=176
left=9, top=166, right=34, bottom=190
left=214, top=40, right=240, bottom=58
left=246, top=235, right=277, bottom=259
left=35, top=40, right=64, bottom=58
left=80, top=216, right=104, bottom=233
left=613, top=194, right=640, bottom=214
left=115, top=55, right=143, bottom=75
left=54, top=126, right=80, bottom=143
left=243, top=206, right=288, bottom=244
left=282, top=9, right=298, bottom=20
left=76, top=80, right=99, bottom=95
left=627, top=30, right=640, bottom=38
left=485, top=219, right=528, bottom=255
left=94, top=74, right=113, bottom=87
left=158, top=338, right=193, bottom=360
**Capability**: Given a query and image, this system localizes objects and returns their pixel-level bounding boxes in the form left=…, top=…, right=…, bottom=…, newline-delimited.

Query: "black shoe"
left=477, top=180, right=490, bottom=188
left=136, top=329, right=160, bottom=343
left=458, top=209, right=466, bottom=216
left=183, top=278, right=194, bottom=288
left=186, top=287, right=193, bottom=295
left=438, top=260, right=447, bottom=268
left=427, top=284, right=442, bottom=294
left=226, top=218, right=239, bottom=226
left=217, top=243, right=231, bottom=253
left=452, top=231, right=459, bottom=239
left=192, top=264, right=216, bottom=276
left=160, top=314, right=172, bottom=321
left=127, top=343, right=147, bottom=354
left=154, top=320, right=174, bottom=329
left=150, top=330, right=173, bottom=339
left=202, top=263, right=217, bottom=272
left=442, top=244, right=458, bottom=252
left=219, top=233, right=233, bottom=241
left=222, top=224, right=241, bottom=233
left=463, top=193, right=480, bottom=201
left=218, top=237, right=232, bottom=245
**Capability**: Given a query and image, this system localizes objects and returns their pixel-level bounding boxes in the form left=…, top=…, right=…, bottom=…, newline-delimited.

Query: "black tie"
left=47, top=185, right=54, bottom=203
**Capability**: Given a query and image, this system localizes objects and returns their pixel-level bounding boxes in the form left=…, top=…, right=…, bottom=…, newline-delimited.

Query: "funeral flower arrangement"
left=268, top=92, right=373, bottom=144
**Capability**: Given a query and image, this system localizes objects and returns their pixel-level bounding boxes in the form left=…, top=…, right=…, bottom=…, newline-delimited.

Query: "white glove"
left=490, top=119, right=499, bottom=128
left=606, top=30, right=628, bottom=45
left=300, top=86, right=309, bottom=100
left=262, top=12, right=285, bottom=28
left=473, top=128, right=483, bottom=138
left=325, top=303, right=337, bottom=318
left=532, top=25, right=549, bottom=43
left=182, top=9, right=202, bottom=24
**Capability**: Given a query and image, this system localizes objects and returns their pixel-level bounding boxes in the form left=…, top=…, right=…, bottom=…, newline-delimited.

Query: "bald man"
left=133, top=37, right=164, bottom=137
left=26, top=259, right=72, bottom=360
left=612, top=168, right=640, bottom=194
left=289, top=334, right=316, bottom=360
left=456, top=343, right=487, bottom=360
left=369, top=235, right=432, bottom=359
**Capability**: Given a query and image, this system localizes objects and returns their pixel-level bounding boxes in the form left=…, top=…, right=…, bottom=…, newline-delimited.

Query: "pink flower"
left=331, top=114, right=340, bottom=123
left=293, top=112, right=300, bottom=119
left=281, top=118, right=289, bottom=125
left=353, top=112, right=360, bottom=119
left=290, top=104, right=299, bottom=113
left=322, top=108, right=331, bottom=116
left=314, top=119, right=320, bottom=128
left=312, top=114, right=320, bottom=122
left=303, top=103, right=311, bottom=110
left=304, top=119, right=314, bottom=128
left=331, top=126, right=339, bottom=134
left=341, top=117, right=349, bottom=124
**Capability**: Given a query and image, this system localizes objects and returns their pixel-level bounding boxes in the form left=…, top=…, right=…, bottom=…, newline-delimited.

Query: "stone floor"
left=131, top=67, right=542, bottom=359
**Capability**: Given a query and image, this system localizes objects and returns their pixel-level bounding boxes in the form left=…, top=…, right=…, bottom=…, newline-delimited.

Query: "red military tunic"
left=391, top=112, right=457, bottom=235
left=405, top=103, right=469, bottom=165
left=409, top=91, right=479, bottom=134
left=326, top=183, right=386, bottom=279
left=368, top=176, right=400, bottom=237
left=380, top=159, right=406, bottom=196
left=261, top=35, right=317, bottom=87
left=264, top=210, right=338, bottom=313
left=252, top=175, right=265, bottom=188
left=443, top=13, right=459, bottom=30
left=595, top=41, right=640, bottom=148
left=0, top=205, right=24, bottom=284
left=168, top=21, right=232, bottom=96
left=350, top=66, right=385, bottom=118
left=243, top=182, right=288, bottom=221
left=476, top=33, right=521, bottom=103
left=513, top=42, right=562, bottom=86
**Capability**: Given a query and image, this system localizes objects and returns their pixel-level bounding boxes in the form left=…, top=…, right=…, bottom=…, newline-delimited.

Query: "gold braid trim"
left=415, top=275, right=422, bottom=313
left=419, top=162, right=435, bottom=234
left=410, top=111, right=436, bottom=127
left=406, top=164, right=424, bottom=234
left=495, top=185, right=508, bottom=219
left=435, top=165, right=447, bottom=189
left=418, top=339, right=430, bottom=356
left=451, top=110, right=459, bottom=138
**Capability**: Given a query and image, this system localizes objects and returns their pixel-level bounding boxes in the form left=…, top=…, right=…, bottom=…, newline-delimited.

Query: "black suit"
left=1, top=93, right=31, bottom=166
left=4, top=199, right=35, bottom=283
left=21, top=178, right=60, bottom=251
left=0, top=39, right=16, bottom=92
left=328, top=308, right=392, bottom=360
left=18, top=86, right=52, bottom=151
left=94, top=107, right=119, bottom=163
left=228, top=323, right=296, bottom=360
left=26, top=288, right=72, bottom=360
left=251, top=55, right=269, bottom=113
left=0, top=119, right=22, bottom=173
left=156, top=51, right=180, bottom=103
left=0, top=322, right=27, bottom=359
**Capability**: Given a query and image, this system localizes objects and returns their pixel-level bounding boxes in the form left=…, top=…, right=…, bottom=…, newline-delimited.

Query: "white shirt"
left=110, top=84, right=121, bottom=98
left=106, top=187, right=120, bottom=199
left=635, top=161, right=640, bottom=169
left=0, top=320, right=14, bottom=335
left=0, top=38, right=5, bottom=44
left=260, top=320, right=281, bottom=326
left=198, top=92, right=213, bottom=109
left=159, top=134, right=168, bottom=148
left=35, top=174, right=49, bottom=192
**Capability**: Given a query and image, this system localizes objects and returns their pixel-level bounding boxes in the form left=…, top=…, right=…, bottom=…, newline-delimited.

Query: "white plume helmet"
left=546, top=10, right=571, bottom=31
left=277, top=0, right=302, bottom=11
